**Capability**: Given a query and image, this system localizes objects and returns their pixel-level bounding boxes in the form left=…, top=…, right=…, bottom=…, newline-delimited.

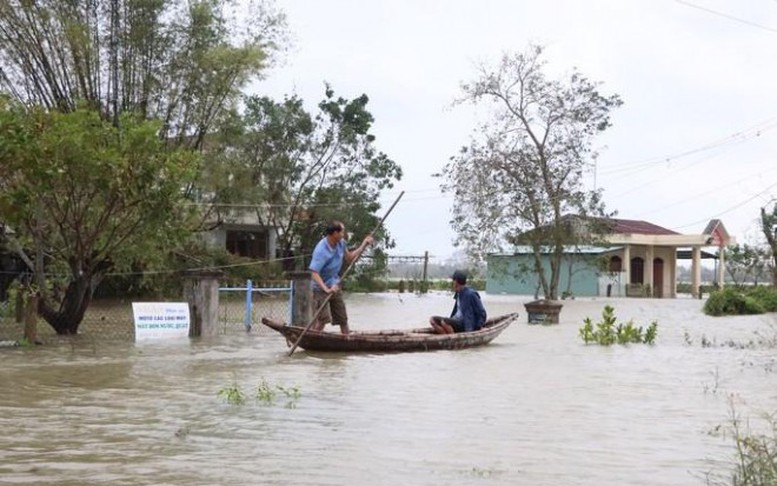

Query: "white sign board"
left=132, top=302, right=190, bottom=341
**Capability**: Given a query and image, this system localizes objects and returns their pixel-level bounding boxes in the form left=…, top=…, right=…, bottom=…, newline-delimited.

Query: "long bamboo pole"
left=288, top=191, right=405, bottom=355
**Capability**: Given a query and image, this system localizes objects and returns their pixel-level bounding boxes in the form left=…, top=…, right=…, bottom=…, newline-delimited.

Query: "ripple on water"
left=1, top=295, right=775, bottom=484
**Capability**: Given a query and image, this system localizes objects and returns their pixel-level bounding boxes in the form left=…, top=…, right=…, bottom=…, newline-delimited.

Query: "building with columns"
left=486, top=218, right=734, bottom=298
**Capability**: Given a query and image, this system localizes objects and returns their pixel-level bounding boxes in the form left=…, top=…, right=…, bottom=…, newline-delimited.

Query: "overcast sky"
left=257, top=0, right=777, bottom=261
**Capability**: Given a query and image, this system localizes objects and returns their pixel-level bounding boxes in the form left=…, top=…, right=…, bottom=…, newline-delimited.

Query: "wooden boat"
left=260, top=313, right=518, bottom=353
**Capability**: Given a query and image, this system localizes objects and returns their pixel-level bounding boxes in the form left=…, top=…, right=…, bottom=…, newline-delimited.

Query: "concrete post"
left=182, top=270, right=223, bottom=337
left=645, top=245, right=654, bottom=297
left=23, top=292, right=38, bottom=344
left=287, top=271, right=312, bottom=326
left=691, top=246, right=702, bottom=298
left=622, top=244, right=631, bottom=296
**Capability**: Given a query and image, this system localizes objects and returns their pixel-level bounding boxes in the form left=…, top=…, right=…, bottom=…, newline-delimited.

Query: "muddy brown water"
left=1, top=293, right=776, bottom=485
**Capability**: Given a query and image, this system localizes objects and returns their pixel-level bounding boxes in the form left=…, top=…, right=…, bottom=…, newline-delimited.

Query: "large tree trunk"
left=38, top=274, right=96, bottom=335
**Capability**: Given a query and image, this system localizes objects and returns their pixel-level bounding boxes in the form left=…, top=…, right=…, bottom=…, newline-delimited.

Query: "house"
left=486, top=218, right=734, bottom=298
left=201, top=206, right=278, bottom=260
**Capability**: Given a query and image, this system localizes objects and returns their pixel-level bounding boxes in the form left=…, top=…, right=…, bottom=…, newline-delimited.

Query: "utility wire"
left=675, top=0, right=777, bottom=34
left=598, top=117, right=777, bottom=179
left=633, top=165, right=777, bottom=218
left=669, top=180, right=777, bottom=230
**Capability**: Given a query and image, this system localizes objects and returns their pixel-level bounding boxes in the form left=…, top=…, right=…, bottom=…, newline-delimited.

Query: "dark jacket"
left=450, top=286, right=487, bottom=332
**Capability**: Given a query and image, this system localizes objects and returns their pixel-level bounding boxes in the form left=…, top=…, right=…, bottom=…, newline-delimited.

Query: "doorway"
left=653, top=258, right=664, bottom=298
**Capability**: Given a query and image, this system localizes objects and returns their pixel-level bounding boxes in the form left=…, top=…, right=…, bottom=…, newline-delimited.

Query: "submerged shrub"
left=579, top=305, right=658, bottom=345
left=708, top=403, right=777, bottom=486
left=704, top=288, right=767, bottom=316
left=746, top=286, right=777, bottom=313
left=218, top=382, right=246, bottom=405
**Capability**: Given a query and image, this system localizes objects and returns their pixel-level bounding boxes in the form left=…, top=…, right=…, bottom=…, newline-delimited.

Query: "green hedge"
left=703, top=286, right=777, bottom=316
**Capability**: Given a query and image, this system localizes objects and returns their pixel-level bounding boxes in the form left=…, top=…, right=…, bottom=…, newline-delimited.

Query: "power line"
left=669, top=180, right=777, bottom=230
left=598, top=117, right=777, bottom=179
left=633, top=165, right=777, bottom=218
left=185, top=190, right=451, bottom=210
left=675, top=0, right=777, bottom=34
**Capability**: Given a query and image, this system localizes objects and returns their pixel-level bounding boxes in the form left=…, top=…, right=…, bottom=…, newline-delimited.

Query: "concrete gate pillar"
left=182, top=270, right=224, bottom=337
left=287, top=271, right=312, bottom=326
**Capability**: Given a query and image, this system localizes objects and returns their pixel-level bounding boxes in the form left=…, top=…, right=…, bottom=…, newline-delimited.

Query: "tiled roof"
left=607, top=218, right=679, bottom=236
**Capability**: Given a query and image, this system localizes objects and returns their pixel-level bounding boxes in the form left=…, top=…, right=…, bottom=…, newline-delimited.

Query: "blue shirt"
left=309, top=237, right=346, bottom=291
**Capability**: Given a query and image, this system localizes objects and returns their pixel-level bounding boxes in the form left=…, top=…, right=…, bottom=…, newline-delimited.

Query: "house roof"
left=513, top=215, right=731, bottom=247
left=492, top=245, right=622, bottom=256
left=703, top=219, right=725, bottom=236
left=606, top=218, right=679, bottom=236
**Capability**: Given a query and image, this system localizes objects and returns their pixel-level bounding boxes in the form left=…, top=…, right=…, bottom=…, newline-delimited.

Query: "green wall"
left=486, top=254, right=601, bottom=297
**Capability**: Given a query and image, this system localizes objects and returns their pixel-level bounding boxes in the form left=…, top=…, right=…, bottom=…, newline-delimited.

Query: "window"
left=609, top=255, right=622, bottom=272
left=226, top=230, right=268, bottom=259
left=630, top=257, right=644, bottom=284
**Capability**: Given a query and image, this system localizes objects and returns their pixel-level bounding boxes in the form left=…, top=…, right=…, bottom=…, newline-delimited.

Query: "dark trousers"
left=313, top=290, right=349, bottom=332
left=430, top=316, right=465, bottom=333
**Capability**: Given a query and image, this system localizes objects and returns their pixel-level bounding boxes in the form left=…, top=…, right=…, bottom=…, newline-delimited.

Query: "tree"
left=724, top=243, right=770, bottom=287
left=0, top=103, right=199, bottom=334
left=0, top=0, right=286, bottom=147
left=0, top=0, right=287, bottom=325
left=203, top=86, right=403, bottom=271
left=761, top=204, right=777, bottom=286
left=439, top=45, right=622, bottom=301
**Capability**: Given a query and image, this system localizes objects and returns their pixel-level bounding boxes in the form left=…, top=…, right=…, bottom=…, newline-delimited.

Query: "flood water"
left=1, top=292, right=776, bottom=485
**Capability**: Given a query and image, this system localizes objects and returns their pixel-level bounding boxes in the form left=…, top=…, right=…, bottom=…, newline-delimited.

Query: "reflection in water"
left=1, top=293, right=776, bottom=485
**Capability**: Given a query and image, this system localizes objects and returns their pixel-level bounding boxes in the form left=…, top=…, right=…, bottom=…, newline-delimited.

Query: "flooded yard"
left=1, top=293, right=776, bottom=485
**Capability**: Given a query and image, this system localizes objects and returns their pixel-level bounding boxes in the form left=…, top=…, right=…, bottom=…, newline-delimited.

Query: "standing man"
left=309, top=221, right=373, bottom=334
left=429, top=270, right=487, bottom=334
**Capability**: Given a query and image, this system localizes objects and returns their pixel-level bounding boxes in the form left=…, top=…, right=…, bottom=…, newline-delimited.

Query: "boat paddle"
left=288, top=190, right=405, bottom=356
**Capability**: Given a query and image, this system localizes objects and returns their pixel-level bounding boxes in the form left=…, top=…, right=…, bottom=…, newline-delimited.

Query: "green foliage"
left=203, top=86, right=402, bottom=278
left=0, top=0, right=286, bottom=146
left=760, top=203, right=777, bottom=287
left=0, top=0, right=291, bottom=331
left=731, top=434, right=777, bottom=486
left=708, top=405, right=777, bottom=486
left=0, top=282, right=19, bottom=319
left=438, top=44, right=622, bottom=300
left=218, top=382, right=246, bottom=405
left=219, top=378, right=300, bottom=409
left=703, top=287, right=775, bottom=316
left=256, top=379, right=276, bottom=404
left=746, top=286, right=777, bottom=312
left=0, top=104, right=200, bottom=333
left=579, top=305, right=658, bottom=345
left=725, top=244, right=772, bottom=286
left=256, top=378, right=301, bottom=409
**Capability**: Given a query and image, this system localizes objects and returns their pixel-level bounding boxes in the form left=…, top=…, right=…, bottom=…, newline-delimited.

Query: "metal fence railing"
left=0, top=297, right=145, bottom=344
left=0, top=279, right=293, bottom=345
left=218, top=279, right=293, bottom=333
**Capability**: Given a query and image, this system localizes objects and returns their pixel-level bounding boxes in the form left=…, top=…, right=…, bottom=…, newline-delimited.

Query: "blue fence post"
left=245, top=279, right=253, bottom=332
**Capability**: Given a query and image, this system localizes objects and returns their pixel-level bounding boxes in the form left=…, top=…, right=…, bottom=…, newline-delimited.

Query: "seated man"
left=429, top=270, right=487, bottom=334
